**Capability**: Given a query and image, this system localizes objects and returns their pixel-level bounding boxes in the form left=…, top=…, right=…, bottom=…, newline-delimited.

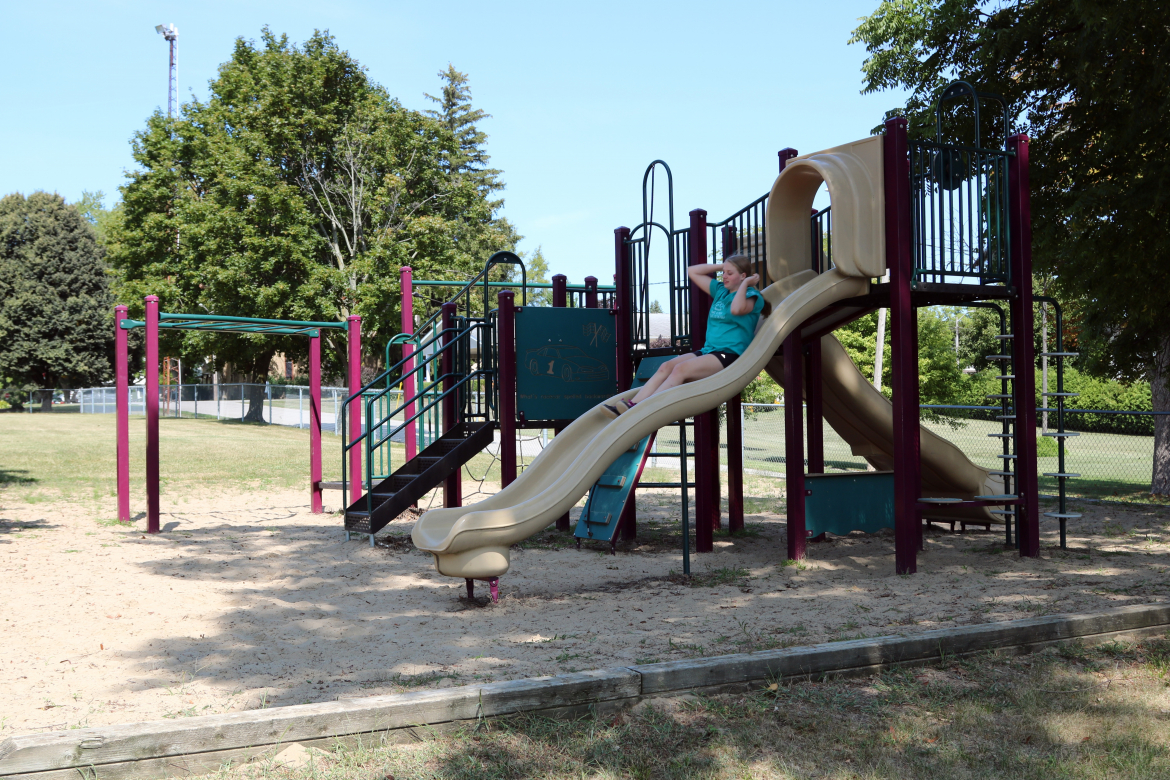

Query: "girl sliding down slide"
left=603, top=252, right=770, bottom=418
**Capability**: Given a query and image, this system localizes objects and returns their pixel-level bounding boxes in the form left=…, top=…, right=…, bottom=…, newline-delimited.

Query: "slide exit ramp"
left=573, top=356, right=676, bottom=548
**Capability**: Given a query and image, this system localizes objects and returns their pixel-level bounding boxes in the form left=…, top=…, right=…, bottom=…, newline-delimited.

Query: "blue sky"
left=0, top=0, right=906, bottom=297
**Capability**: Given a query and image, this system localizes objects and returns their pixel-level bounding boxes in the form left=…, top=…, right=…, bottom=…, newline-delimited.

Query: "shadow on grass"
left=0, top=468, right=37, bottom=487
left=382, top=640, right=1170, bottom=780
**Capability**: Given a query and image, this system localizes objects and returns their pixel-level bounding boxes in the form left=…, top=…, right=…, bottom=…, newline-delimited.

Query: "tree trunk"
left=243, top=351, right=276, bottom=423
left=39, top=389, right=53, bottom=412
left=1151, top=334, right=1170, bottom=496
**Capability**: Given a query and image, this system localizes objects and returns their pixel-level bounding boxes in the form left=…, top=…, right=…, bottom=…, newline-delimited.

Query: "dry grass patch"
left=191, top=635, right=1170, bottom=780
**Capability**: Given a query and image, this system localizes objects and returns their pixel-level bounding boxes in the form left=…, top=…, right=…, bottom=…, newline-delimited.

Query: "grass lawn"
left=207, top=635, right=1170, bottom=780
left=0, top=414, right=345, bottom=506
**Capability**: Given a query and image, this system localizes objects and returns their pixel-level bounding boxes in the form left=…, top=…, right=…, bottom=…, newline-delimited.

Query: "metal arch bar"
left=641, top=160, right=676, bottom=236
left=158, top=312, right=347, bottom=328
left=935, top=79, right=1010, bottom=151
left=624, top=220, right=676, bottom=243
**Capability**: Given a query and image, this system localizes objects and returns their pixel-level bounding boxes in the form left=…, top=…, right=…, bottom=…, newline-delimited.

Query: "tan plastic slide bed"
left=412, top=135, right=1001, bottom=580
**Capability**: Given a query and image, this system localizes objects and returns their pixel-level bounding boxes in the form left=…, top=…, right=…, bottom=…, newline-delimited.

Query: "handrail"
left=343, top=367, right=492, bottom=516
left=413, top=280, right=615, bottom=291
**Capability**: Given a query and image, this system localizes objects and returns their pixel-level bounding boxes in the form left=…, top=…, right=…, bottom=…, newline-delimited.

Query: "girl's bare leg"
left=629, top=353, right=697, bottom=404
left=651, top=354, right=725, bottom=397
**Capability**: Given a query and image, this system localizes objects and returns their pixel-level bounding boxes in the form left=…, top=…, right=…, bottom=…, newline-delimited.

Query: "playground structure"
left=113, top=301, right=356, bottom=531
left=378, top=82, right=1079, bottom=595
left=109, top=81, right=1080, bottom=594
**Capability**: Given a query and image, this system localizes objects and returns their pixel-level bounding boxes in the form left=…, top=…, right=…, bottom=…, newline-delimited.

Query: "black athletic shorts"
left=692, top=349, right=740, bottom=369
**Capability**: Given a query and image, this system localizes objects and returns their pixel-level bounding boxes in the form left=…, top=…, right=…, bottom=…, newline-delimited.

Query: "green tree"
left=424, top=65, right=518, bottom=273
left=519, top=246, right=551, bottom=307
left=649, top=300, right=663, bottom=314
left=0, top=192, right=114, bottom=409
left=74, top=190, right=120, bottom=246
left=851, top=0, right=1170, bottom=492
left=108, top=30, right=517, bottom=420
left=835, top=308, right=962, bottom=405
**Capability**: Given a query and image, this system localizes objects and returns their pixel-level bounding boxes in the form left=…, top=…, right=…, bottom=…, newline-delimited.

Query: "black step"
left=344, top=421, right=496, bottom=535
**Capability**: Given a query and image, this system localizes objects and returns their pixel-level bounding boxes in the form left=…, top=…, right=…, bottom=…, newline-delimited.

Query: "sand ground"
left=2, top=486, right=1168, bottom=735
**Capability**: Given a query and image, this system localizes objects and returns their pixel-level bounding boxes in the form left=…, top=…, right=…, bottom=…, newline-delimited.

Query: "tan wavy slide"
left=412, top=135, right=1000, bottom=580
left=763, top=334, right=1002, bottom=526
left=414, top=268, right=871, bottom=579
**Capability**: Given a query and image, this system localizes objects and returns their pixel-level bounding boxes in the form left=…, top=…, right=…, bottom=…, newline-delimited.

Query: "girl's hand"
left=741, top=273, right=760, bottom=287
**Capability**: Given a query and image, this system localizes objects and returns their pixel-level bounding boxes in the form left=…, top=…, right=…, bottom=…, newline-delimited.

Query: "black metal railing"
left=909, top=139, right=1012, bottom=284
left=708, top=193, right=769, bottom=283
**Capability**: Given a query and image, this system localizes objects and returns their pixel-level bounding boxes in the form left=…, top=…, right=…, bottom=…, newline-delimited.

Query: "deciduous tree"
left=851, top=0, right=1170, bottom=493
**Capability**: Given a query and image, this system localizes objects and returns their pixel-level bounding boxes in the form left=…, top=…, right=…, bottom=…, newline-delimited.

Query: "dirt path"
left=2, top=488, right=1168, bottom=734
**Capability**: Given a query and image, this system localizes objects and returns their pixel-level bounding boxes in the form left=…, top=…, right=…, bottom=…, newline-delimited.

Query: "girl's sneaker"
left=601, top=399, right=636, bottom=418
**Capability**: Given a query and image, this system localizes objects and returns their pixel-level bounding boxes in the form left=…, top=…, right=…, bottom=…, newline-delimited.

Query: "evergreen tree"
left=425, top=65, right=503, bottom=194
left=0, top=192, right=114, bottom=408
left=425, top=65, right=519, bottom=272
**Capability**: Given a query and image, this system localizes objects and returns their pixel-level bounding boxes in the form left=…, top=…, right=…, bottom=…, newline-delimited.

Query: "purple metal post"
left=783, top=332, right=807, bottom=560
left=441, top=302, right=461, bottom=508
left=688, top=208, right=716, bottom=551
left=115, top=305, right=130, bottom=523
left=145, top=296, right=160, bottom=534
left=1008, top=134, right=1040, bottom=558
left=309, top=333, right=323, bottom=513
left=347, top=315, right=363, bottom=508
left=614, top=228, right=634, bottom=392
left=885, top=116, right=921, bottom=575
left=584, top=276, right=598, bottom=309
left=549, top=276, right=572, bottom=530
left=805, top=341, right=824, bottom=473
left=400, top=266, right=417, bottom=461
left=552, top=274, right=567, bottom=308
left=498, top=291, right=518, bottom=488
left=720, top=226, right=744, bottom=533
left=778, top=148, right=799, bottom=173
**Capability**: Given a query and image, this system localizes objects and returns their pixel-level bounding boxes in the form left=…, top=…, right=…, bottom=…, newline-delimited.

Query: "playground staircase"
left=344, top=421, right=495, bottom=536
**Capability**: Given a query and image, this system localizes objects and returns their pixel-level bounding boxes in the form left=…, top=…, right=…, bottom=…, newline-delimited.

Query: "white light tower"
left=155, top=24, right=179, bottom=117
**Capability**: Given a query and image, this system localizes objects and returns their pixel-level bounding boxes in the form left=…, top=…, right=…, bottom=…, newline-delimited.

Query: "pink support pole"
left=309, top=333, right=323, bottom=513
left=400, top=266, right=417, bottom=461
left=348, top=315, right=363, bottom=508
left=115, top=305, right=130, bottom=523
left=145, top=296, right=160, bottom=534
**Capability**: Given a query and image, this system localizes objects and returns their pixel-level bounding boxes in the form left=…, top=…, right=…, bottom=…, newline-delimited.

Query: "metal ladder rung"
left=996, top=415, right=1016, bottom=420
left=989, top=470, right=1014, bottom=476
left=975, top=494, right=1017, bottom=500
left=989, top=509, right=1015, bottom=516
left=1043, top=472, right=1081, bottom=478
left=584, top=512, right=614, bottom=526
left=985, top=394, right=1013, bottom=399
left=996, top=454, right=1018, bottom=459
left=1041, top=392, right=1078, bottom=397
left=994, top=375, right=1016, bottom=380
left=987, top=433, right=1012, bottom=438
left=987, top=355, right=1012, bottom=361
left=1040, top=352, right=1079, bottom=357
left=919, top=498, right=963, bottom=504
left=994, top=334, right=1014, bottom=340
left=1043, top=431, right=1080, bottom=437
left=1044, top=512, right=1082, bottom=519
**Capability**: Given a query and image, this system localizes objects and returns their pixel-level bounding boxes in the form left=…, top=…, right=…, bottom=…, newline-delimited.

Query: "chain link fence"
left=31, top=384, right=355, bottom=433
left=654, top=404, right=1167, bottom=504
left=21, top=389, right=1168, bottom=503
